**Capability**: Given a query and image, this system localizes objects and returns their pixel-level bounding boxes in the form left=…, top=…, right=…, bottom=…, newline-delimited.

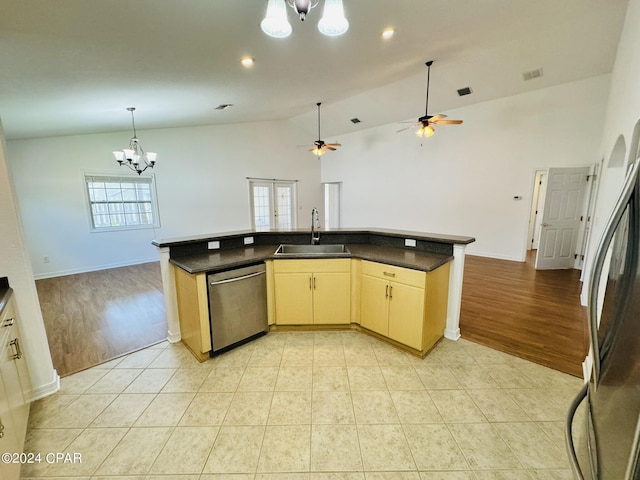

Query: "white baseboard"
left=33, top=257, right=160, bottom=280
left=29, top=369, right=60, bottom=401
left=167, top=330, right=181, bottom=343
left=444, top=328, right=461, bottom=341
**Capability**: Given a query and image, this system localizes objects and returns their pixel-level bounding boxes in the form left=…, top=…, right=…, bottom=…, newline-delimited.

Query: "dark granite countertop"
left=153, top=227, right=475, bottom=248
left=169, top=245, right=277, bottom=274
left=170, top=244, right=453, bottom=274
left=0, top=277, right=12, bottom=317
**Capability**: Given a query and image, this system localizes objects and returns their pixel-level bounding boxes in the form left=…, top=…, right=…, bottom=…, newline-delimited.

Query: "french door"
left=249, top=179, right=297, bottom=230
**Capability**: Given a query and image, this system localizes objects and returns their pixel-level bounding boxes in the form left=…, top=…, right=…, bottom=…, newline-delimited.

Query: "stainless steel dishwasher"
left=207, top=263, right=268, bottom=355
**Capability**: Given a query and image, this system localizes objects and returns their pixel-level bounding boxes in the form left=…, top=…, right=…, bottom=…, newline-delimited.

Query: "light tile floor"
left=21, top=331, right=583, bottom=479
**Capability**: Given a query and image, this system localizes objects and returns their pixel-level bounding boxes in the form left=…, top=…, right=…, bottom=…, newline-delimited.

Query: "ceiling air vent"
left=522, top=68, right=544, bottom=81
left=350, top=118, right=361, bottom=124
left=457, top=87, right=472, bottom=97
left=215, top=104, right=233, bottom=110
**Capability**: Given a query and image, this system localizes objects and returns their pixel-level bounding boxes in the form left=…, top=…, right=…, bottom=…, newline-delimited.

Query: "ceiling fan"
left=399, top=60, right=463, bottom=138
left=310, top=102, right=341, bottom=156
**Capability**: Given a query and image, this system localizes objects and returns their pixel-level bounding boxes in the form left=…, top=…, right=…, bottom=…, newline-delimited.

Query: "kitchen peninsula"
left=153, top=228, right=475, bottom=360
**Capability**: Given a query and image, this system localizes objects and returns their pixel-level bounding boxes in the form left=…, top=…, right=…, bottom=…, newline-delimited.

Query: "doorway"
left=528, top=166, right=594, bottom=270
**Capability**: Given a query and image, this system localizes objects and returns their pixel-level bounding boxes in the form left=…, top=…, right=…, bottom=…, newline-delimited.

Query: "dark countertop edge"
left=169, top=244, right=454, bottom=275
left=152, top=228, right=476, bottom=248
left=0, top=277, right=12, bottom=317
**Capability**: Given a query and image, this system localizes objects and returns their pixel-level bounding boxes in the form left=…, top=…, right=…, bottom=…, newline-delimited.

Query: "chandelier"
left=261, top=0, right=349, bottom=38
left=112, top=107, right=157, bottom=175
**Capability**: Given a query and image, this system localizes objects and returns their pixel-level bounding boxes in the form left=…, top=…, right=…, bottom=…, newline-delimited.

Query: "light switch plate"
left=244, top=236, right=254, bottom=245
left=208, top=241, right=220, bottom=250
left=404, top=238, right=417, bottom=247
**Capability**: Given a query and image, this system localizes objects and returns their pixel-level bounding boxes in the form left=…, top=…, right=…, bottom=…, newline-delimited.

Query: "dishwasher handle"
left=210, top=270, right=265, bottom=286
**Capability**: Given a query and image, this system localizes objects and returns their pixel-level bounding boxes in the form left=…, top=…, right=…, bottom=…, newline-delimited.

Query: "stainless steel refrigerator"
left=566, top=159, right=640, bottom=479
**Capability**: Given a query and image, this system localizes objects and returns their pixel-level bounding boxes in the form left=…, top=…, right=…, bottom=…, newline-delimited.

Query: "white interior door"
left=535, top=167, right=590, bottom=270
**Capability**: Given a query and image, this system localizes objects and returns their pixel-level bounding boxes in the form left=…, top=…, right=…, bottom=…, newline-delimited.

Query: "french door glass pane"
left=253, top=185, right=272, bottom=230
left=276, top=186, right=292, bottom=229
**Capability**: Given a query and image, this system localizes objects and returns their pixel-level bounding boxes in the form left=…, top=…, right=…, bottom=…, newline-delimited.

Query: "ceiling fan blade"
left=325, top=146, right=337, bottom=151
left=396, top=124, right=417, bottom=133
left=326, top=143, right=341, bottom=147
left=433, top=119, right=463, bottom=125
left=429, top=114, right=447, bottom=122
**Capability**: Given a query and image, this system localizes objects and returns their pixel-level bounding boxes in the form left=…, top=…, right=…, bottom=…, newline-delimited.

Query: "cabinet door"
left=360, top=275, right=389, bottom=336
left=388, top=282, right=425, bottom=350
left=313, top=272, right=351, bottom=324
left=274, top=273, right=314, bottom=324
left=0, top=337, right=22, bottom=480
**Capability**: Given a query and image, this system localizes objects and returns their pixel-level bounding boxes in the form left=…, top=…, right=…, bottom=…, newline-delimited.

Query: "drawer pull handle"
left=2, top=318, right=14, bottom=327
left=385, top=285, right=389, bottom=298
left=383, top=272, right=395, bottom=277
left=9, top=338, right=22, bottom=360
left=389, top=285, right=393, bottom=299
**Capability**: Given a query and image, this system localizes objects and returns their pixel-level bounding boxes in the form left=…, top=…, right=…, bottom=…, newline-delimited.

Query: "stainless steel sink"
left=274, top=244, right=350, bottom=255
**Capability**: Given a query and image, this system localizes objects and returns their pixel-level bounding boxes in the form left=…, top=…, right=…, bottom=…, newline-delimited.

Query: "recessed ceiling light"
left=381, top=28, right=395, bottom=39
left=241, top=57, right=255, bottom=68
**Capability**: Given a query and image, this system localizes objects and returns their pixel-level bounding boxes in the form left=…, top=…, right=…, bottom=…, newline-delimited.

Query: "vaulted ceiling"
left=0, top=0, right=629, bottom=140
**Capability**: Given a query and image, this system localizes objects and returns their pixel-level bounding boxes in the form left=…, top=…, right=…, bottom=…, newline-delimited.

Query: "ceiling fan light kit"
left=112, top=107, right=157, bottom=175
left=261, top=0, right=348, bottom=38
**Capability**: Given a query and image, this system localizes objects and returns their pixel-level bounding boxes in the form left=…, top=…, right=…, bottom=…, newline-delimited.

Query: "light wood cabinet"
left=173, top=266, right=211, bottom=361
left=0, top=293, right=32, bottom=480
left=360, top=260, right=450, bottom=354
left=273, top=259, right=351, bottom=325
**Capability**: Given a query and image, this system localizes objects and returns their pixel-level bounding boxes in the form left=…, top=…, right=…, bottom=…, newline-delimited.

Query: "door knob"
left=542, top=223, right=551, bottom=227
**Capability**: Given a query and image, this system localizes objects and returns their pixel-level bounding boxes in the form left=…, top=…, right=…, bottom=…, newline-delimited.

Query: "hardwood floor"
left=460, top=251, right=589, bottom=377
left=36, top=262, right=167, bottom=377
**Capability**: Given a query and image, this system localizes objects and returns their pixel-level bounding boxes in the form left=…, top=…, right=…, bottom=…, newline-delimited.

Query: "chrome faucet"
left=311, top=208, right=320, bottom=244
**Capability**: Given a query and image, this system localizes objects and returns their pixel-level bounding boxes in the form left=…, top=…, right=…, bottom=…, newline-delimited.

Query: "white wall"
left=320, top=74, right=610, bottom=261
left=0, top=120, right=57, bottom=399
left=7, top=120, right=322, bottom=278
left=580, top=0, right=640, bottom=303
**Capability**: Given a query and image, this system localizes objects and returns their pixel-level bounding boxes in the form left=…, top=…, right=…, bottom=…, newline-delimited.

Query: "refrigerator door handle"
left=566, top=384, right=588, bottom=480
left=587, top=159, right=640, bottom=387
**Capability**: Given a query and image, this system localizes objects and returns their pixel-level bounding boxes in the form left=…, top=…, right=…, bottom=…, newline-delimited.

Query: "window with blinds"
left=84, top=174, right=160, bottom=231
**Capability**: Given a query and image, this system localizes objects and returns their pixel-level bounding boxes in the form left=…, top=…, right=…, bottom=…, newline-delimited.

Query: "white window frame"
left=83, top=172, right=160, bottom=232
left=248, top=178, right=298, bottom=231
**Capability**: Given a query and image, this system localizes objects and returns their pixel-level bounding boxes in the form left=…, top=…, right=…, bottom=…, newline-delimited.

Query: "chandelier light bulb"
left=318, top=0, right=349, bottom=36
left=261, top=0, right=293, bottom=38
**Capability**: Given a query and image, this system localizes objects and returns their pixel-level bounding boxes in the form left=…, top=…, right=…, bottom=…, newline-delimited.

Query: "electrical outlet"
left=208, top=241, right=220, bottom=250
left=404, top=239, right=417, bottom=248
left=244, top=236, right=254, bottom=245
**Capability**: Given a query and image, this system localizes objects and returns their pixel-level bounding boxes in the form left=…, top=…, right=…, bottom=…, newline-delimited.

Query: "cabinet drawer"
left=273, top=259, right=351, bottom=274
left=361, top=260, right=425, bottom=288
